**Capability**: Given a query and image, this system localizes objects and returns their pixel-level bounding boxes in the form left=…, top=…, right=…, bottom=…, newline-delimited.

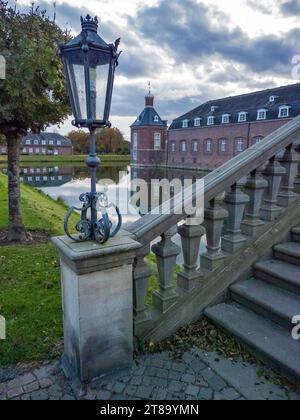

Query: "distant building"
left=131, top=83, right=300, bottom=170
left=0, top=133, right=73, bottom=156
left=130, top=89, right=168, bottom=166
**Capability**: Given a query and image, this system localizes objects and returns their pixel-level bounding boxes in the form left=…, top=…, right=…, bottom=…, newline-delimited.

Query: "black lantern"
left=60, top=15, right=122, bottom=244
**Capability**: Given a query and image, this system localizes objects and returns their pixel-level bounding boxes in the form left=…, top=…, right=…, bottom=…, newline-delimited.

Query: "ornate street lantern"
left=60, top=15, right=122, bottom=244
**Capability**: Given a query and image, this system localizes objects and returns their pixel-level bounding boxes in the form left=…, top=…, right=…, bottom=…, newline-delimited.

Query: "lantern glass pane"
left=64, top=49, right=87, bottom=120
left=89, top=49, right=111, bottom=121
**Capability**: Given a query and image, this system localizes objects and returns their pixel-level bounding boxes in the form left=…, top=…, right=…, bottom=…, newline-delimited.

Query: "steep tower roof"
left=131, top=86, right=167, bottom=128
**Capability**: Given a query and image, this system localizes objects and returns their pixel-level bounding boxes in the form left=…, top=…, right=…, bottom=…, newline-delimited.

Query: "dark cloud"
left=130, top=0, right=298, bottom=77
left=280, top=0, right=300, bottom=16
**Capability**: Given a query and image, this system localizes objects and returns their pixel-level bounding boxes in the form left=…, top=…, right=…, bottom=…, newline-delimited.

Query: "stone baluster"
left=200, top=199, right=228, bottom=271
left=133, top=245, right=153, bottom=334
left=294, top=142, right=300, bottom=194
left=178, top=218, right=206, bottom=291
left=278, top=144, right=299, bottom=207
left=241, top=169, right=268, bottom=237
left=221, top=183, right=250, bottom=253
left=260, top=156, right=286, bottom=221
left=152, top=226, right=181, bottom=313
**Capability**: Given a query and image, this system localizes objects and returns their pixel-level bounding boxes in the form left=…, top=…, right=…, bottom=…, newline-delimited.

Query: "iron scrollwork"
left=64, top=191, right=122, bottom=244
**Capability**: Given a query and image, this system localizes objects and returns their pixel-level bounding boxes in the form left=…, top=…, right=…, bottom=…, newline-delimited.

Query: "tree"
left=0, top=2, right=70, bottom=241
left=67, top=127, right=130, bottom=155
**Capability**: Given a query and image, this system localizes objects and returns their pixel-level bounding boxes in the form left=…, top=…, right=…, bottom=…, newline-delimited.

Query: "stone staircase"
left=205, top=226, right=300, bottom=384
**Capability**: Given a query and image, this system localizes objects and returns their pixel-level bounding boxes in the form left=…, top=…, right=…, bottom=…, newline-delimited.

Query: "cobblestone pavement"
left=0, top=348, right=299, bottom=400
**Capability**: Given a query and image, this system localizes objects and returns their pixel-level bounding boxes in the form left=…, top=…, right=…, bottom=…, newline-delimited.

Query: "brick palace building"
left=131, top=83, right=300, bottom=170
left=0, top=133, right=73, bottom=156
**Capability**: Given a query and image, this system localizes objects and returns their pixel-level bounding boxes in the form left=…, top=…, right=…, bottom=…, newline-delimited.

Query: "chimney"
left=145, top=93, right=154, bottom=107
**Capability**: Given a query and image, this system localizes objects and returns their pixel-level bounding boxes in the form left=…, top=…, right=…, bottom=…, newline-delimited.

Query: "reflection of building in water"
left=130, top=166, right=206, bottom=216
left=18, top=166, right=73, bottom=187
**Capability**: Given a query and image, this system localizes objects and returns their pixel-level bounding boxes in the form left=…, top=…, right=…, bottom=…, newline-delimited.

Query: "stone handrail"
left=126, top=114, right=300, bottom=342
left=127, top=114, right=300, bottom=245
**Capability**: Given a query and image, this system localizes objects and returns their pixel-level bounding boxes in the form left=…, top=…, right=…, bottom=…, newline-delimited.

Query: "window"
left=278, top=106, right=290, bottom=118
left=171, top=142, right=176, bottom=153
left=49, top=140, right=54, bottom=145
left=34, top=140, right=39, bottom=145
left=26, top=140, right=30, bottom=145
left=238, top=112, right=247, bottom=122
left=22, top=148, right=26, bottom=153
left=192, top=141, right=199, bottom=152
left=269, top=96, right=275, bottom=102
left=181, top=141, right=187, bottom=153
left=35, top=148, right=40, bottom=154
left=133, top=132, right=138, bottom=149
left=205, top=140, right=213, bottom=153
left=219, top=139, right=227, bottom=153
left=194, top=118, right=201, bottom=127
left=42, top=140, right=46, bottom=145
left=211, top=106, right=217, bottom=112
left=154, top=115, right=159, bottom=122
left=42, top=148, right=46, bottom=154
left=252, top=136, right=263, bottom=145
left=182, top=119, right=189, bottom=128
left=222, top=114, right=230, bottom=124
left=257, top=109, right=267, bottom=120
left=236, top=138, right=244, bottom=152
left=57, top=140, right=61, bottom=146
left=207, top=116, right=214, bottom=126
left=29, top=148, right=33, bottom=154
left=154, top=133, right=161, bottom=150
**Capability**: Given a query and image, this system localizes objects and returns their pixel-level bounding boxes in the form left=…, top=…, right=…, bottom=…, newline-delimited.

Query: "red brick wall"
left=167, top=118, right=292, bottom=170
left=131, top=125, right=168, bottom=165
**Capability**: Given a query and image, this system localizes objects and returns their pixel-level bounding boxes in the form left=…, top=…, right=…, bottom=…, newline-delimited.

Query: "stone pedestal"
left=52, top=232, right=141, bottom=384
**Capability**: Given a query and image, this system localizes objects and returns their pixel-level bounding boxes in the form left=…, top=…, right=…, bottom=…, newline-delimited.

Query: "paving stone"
left=198, top=387, right=213, bottom=400
left=129, top=375, right=142, bottom=386
left=214, top=392, right=228, bottom=401
left=33, top=366, right=52, bottom=380
left=39, top=378, right=53, bottom=389
left=124, top=385, right=137, bottom=397
left=20, top=373, right=36, bottom=386
left=7, top=387, right=23, bottom=399
left=112, top=382, right=126, bottom=394
left=135, top=385, right=154, bottom=399
left=168, top=370, right=182, bottom=381
left=201, top=368, right=216, bottom=381
left=207, top=375, right=227, bottom=392
left=151, top=388, right=168, bottom=401
left=289, top=391, right=300, bottom=401
left=30, top=390, right=49, bottom=400
left=145, top=367, right=169, bottom=379
left=185, top=384, right=200, bottom=397
left=96, top=390, right=112, bottom=400
left=168, top=380, right=184, bottom=393
left=181, top=373, right=196, bottom=384
left=171, top=362, right=186, bottom=373
left=111, top=393, right=129, bottom=400
left=221, top=387, right=241, bottom=400
left=23, top=381, right=39, bottom=394
left=61, top=394, right=76, bottom=400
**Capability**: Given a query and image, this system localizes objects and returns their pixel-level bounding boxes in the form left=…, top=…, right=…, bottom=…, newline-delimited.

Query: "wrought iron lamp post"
left=60, top=15, right=122, bottom=244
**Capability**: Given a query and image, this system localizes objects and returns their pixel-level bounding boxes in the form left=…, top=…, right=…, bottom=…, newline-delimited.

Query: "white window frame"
left=181, top=141, right=187, bottom=153
left=207, top=116, right=215, bottom=126
left=194, top=118, right=201, bottom=127
left=182, top=119, right=189, bottom=128
left=26, top=140, right=30, bottom=145
left=153, top=115, right=159, bottom=122
left=34, top=140, right=39, bottom=145
left=171, top=142, right=176, bottom=153
left=206, top=140, right=212, bottom=153
left=222, top=114, right=230, bottom=124
left=154, top=133, right=161, bottom=151
left=57, top=140, right=62, bottom=146
left=133, top=132, right=138, bottom=150
left=192, top=141, right=199, bottom=152
left=29, top=148, right=33, bottom=154
left=236, top=138, right=244, bottom=153
left=238, top=112, right=247, bottom=122
left=269, top=96, right=275, bottom=102
left=220, top=139, right=227, bottom=153
left=41, top=140, right=47, bottom=145
left=278, top=106, right=290, bottom=118
left=49, top=140, right=54, bottom=145
left=257, top=109, right=267, bottom=120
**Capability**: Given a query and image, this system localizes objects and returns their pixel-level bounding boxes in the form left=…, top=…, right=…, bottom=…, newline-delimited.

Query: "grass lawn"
left=0, top=173, right=79, bottom=365
left=0, top=172, right=159, bottom=365
left=0, top=154, right=130, bottom=164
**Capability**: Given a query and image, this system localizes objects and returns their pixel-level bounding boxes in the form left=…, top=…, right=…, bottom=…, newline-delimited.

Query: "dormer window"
left=154, top=115, right=159, bottom=122
left=194, top=118, right=201, bottom=127
left=257, top=109, right=267, bottom=120
left=207, top=116, right=215, bottom=126
left=269, top=96, right=276, bottom=102
left=182, top=119, right=189, bottom=128
left=211, top=106, right=218, bottom=112
left=238, top=112, right=247, bottom=122
left=222, top=114, right=230, bottom=124
left=278, top=106, right=290, bottom=118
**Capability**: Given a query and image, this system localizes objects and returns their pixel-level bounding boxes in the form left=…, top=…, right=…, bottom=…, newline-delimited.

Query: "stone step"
left=292, top=226, right=300, bottom=243
left=274, top=242, right=300, bottom=267
left=231, top=278, right=300, bottom=331
left=254, top=259, right=300, bottom=296
left=205, top=302, right=300, bottom=384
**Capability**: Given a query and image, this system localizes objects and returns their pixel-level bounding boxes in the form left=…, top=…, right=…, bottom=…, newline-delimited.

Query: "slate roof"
left=170, top=83, right=300, bottom=129
left=131, top=106, right=167, bottom=128
left=22, top=133, right=72, bottom=147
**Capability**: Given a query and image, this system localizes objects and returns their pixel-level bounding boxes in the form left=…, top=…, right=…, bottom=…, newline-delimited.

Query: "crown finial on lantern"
left=81, top=15, right=99, bottom=32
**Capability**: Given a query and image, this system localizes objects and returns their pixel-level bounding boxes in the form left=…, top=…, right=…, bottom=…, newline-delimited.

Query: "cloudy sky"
left=9, top=0, right=300, bottom=138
